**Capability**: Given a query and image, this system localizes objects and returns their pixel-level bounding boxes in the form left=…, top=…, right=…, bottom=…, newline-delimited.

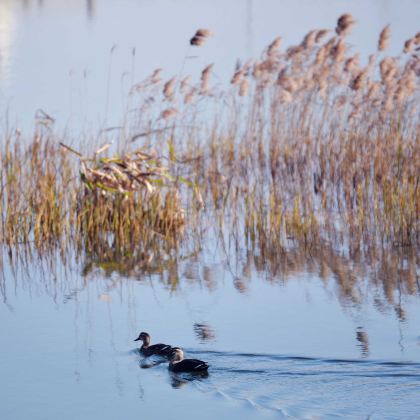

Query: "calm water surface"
left=1, top=1, right=420, bottom=419
left=1, top=242, right=420, bottom=419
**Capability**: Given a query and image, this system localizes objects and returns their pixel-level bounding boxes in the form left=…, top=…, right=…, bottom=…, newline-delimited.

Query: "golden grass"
left=0, top=133, right=185, bottom=260
left=1, top=15, right=419, bottom=262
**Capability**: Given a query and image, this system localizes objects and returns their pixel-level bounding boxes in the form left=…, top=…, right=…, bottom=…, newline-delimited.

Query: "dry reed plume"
left=1, top=14, right=419, bottom=263
left=190, top=28, right=213, bottom=46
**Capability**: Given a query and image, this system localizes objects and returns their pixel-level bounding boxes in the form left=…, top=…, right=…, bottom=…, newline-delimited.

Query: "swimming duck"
left=134, top=332, right=173, bottom=357
left=169, top=347, right=209, bottom=373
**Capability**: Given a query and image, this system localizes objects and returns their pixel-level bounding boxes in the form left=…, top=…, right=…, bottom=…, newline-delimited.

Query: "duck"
left=134, top=332, right=173, bottom=357
left=169, top=347, right=209, bottom=373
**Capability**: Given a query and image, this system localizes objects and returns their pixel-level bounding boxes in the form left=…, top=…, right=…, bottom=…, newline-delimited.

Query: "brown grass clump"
left=0, top=134, right=186, bottom=257
left=75, top=146, right=170, bottom=195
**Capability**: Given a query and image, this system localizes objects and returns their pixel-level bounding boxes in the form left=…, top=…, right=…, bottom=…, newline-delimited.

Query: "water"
left=1, top=244, right=420, bottom=419
left=1, top=1, right=420, bottom=419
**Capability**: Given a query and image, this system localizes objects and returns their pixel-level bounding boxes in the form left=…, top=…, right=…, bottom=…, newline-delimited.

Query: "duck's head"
left=134, top=332, right=150, bottom=343
left=170, top=347, right=184, bottom=362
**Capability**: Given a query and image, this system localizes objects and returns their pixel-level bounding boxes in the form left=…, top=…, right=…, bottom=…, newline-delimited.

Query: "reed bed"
left=1, top=15, right=419, bottom=263
left=0, top=131, right=185, bottom=262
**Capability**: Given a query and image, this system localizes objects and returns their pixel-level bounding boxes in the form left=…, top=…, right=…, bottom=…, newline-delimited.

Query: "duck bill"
left=134, top=337, right=141, bottom=341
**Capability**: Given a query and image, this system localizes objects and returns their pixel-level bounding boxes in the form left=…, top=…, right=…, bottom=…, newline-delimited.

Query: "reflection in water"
left=169, top=371, right=209, bottom=389
left=86, top=0, right=94, bottom=20
left=1, top=239, right=420, bottom=418
left=169, top=373, right=187, bottom=389
left=0, top=2, right=16, bottom=86
left=0, top=211, right=419, bottom=374
left=202, top=266, right=217, bottom=292
left=20, top=0, right=95, bottom=20
left=2, top=239, right=419, bottom=324
left=243, top=243, right=419, bottom=316
left=356, top=327, right=369, bottom=358
left=80, top=233, right=186, bottom=284
left=233, top=277, right=248, bottom=293
left=194, top=323, right=216, bottom=343
left=139, top=357, right=165, bottom=369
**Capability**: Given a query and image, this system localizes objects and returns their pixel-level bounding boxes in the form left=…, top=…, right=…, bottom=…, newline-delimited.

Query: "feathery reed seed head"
left=315, top=29, right=330, bottom=43
left=163, top=76, right=176, bottom=100
left=231, top=69, right=245, bottom=85
left=403, top=38, right=414, bottom=54
left=267, top=37, right=282, bottom=57
left=336, top=13, right=356, bottom=36
left=190, top=29, right=213, bottom=46
left=239, top=79, right=250, bottom=96
left=161, top=107, right=178, bottom=120
left=200, top=63, right=213, bottom=92
left=378, top=24, right=391, bottom=51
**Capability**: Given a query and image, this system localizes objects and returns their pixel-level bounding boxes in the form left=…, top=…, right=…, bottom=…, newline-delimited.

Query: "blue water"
left=186, top=350, right=420, bottom=418
left=1, top=245, right=419, bottom=419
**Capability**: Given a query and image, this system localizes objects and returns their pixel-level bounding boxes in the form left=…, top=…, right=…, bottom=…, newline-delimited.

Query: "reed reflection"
left=1, top=239, right=419, bottom=324
left=81, top=233, right=183, bottom=282
left=193, top=323, right=216, bottom=343
left=242, top=243, right=419, bottom=316
left=21, top=0, right=96, bottom=20
left=86, top=0, right=95, bottom=20
left=356, top=327, right=369, bottom=357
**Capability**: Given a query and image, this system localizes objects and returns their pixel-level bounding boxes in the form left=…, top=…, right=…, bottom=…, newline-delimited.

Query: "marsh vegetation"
left=1, top=15, right=419, bottom=260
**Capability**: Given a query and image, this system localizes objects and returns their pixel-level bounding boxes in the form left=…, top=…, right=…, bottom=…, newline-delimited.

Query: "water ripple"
left=180, top=348, right=420, bottom=418
left=186, top=348, right=420, bottom=368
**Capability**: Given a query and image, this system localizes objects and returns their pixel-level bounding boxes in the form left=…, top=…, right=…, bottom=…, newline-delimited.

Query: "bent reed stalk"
left=1, top=15, right=419, bottom=262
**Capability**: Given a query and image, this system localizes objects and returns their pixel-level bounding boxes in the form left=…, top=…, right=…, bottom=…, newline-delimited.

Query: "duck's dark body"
left=134, top=332, right=173, bottom=358
left=140, top=343, right=173, bottom=357
left=169, top=348, right=209, bottom=373
left=169, top=358, right=209, bottom=373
